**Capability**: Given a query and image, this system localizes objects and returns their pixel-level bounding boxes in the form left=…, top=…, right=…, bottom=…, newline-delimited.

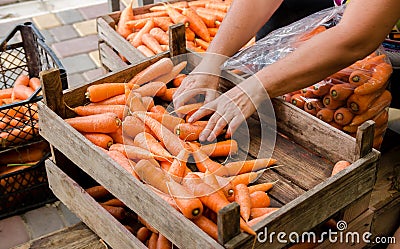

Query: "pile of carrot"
left=116, top=0, right=233, bottom=57
left=284, top=51, right=392, bottom=150
left=65, top=57, right=281, bottom=241
left=1, top=74, right=42, bottom=148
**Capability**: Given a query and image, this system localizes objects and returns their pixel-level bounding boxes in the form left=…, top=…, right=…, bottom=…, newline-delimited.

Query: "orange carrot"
left=156, top=234, right=172, bottom=249
left=182, top=8, right=210, bottom=42
left=349, top=70, right=372, bottom=86
left=12, top=85, right=34, bottom=100
left=89, top=94, right=126, bottom=105
left=135, top=159, right=169, bottom=193
left=85, top=185, right=111, bottom=200
left=290, top=94, right=306, bottom=109
left=117, top=0, right=135, bottom=38
left=72, top=104, right=125, bottom=120
left=224, top=158, right=277, bottom=176
left=153, top=17, right=174, bottom=32
left=165, top=5, right=190, bottom=26
left=189, top=143, right=229, bottom=176
left=101, top=198, right=125, bottom=208
left=168, top=149, right=190, bottom=181
left=134, top=81, right=166, bottom=97
left=123, top=144, right=165, bottom=161
left=205, top=2, right=230, bottom=12
left=86, top=83, right=127, bottom=103
left=354, top=62, right=392, bottom=95
left=133, top=132, right=172, bottom=160
left=174, top=121, right=207, bottom=141
left=106, top=150, right=138, bottom=178
left=142, top=96, right=155, bottom=111
left=148, top=232, right=159, bottom=249
left=250, top=207, right=279, bottom=219
left=28, top=77, right=41, bottom=91
left=192, top=215, right=218, bottom=240
left=145, top=112, right=184, bottom=132
left=298, top=25, right=326, bottom=42
left=150, top=1, right=188, bottom=12
left=172, top=74, right=186, bottom=87
left=359, top=54, right=387, bottom=70
left=83, top=133, right=113, bottom=149
left=135, top=112, right=185, bottom=156
left=65, top=113, right=121, bottom=133
left=316, top=108, right=335, bottom=123
left=160, top=88, right=177, bottom=102
left=128, top=58, right=174, bottom=86
left=126, top=92, right=147, bottom=113
left=149, top=27, right=169, bottom=45
left=195, top=8, right=226, bottom=22
left=188, top=0, right=208, bottom=8
left=248, top=182, right=275, bottom=194
left=185, top=27, right=196, bottom=41
left=331, top=160, right=351, bottom=176
left=207, top=27, right=218, bottom=36
left=125, top=18, right=149, bottom=30
left=136, top=227, right=151, bottom=243
left=150, top=105, right=167, bottom=114
left=122, top=115, right=152, bottom=139
left=138, top=216, right=158, bottom=234
left=333, top=107, right=354, bottom=126
left=108, top=126, right=127, bottom=144
left=13, top=74, right=30, bottom=87
left=0, top=88, right=12, bottom=99
left=250, top=191, right=270, bottom=208
left=235, top=184, right=251, bottom=222
left=166, top=180, right=203, bottom=219
left=131, top=19, right=155, bottom=47
left=175, top=102, right=203, bottom=115
left=248, top=210, right=278, bottom=227
left=137, top=45, right=156, bottom=57
left=195, top=38, right=209, bottom=50
left=373, top=109, right=389, bottom=127
left=154, top=61, right=188, bottom=84
left=322, top=95, right=345, bottom=110
left=312, top=81, right=333, bottom=97
left=230, top=172, right=260, bottom=187
left=133, top=11, right=168, bottom=20
left=347, top=90, right=383, bottom=114
left=329, top=83, right=355, bottom=101
left=142, top=33, right=164, bottom=54
left=200, top=139, right=238, bottom=157
left=0, top=124, right=36, bottom=147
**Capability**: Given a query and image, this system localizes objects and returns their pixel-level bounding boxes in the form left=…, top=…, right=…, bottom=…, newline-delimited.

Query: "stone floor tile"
left=51, top=34, right=98, bottom=58
left=57, top=202, right=81, bottom=227
left=66, top=73, right=86, bottom=88
left=23, top=205, right=65, bottom=239
left=55, top=8, right=84, bottom=25
left=48, top=24, right=79, bottom=42
left=88, top=50, right=101, bottom=68
left=78, top=3, right=109, bottom=20
left=0, top=216, right=30, bottom=249
left=32, top=13, right=61, bottom=30
left=73, top=19, right=97, bottom=37
left=0, top=1, right=47, bottom=22
left=61, top=54, right=96, bottom=75
left=38, top=29, right=55, bottom=45
left=82, top=67, right=107, bottom=81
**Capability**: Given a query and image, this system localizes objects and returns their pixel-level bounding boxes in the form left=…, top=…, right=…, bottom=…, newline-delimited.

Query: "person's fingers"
left=204, top=89, right=219, bottom=104
left=173, top=88, right=202, bottom=111
left=225, top=115, right=244, bottom=139
left=207, top=114, right=231, bottom=142
left=198, top=109, right=220, bottom=141
left=187, top=102, right=214, bottom=123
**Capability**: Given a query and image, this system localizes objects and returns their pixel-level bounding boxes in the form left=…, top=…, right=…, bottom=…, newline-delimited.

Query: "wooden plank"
left=168, top=24, right=187, bottom=57
left=342, top=192, right=372, bottom=223
left=45, top=160, right=147, bottom=249
left=218, top=202, right=240, bottom=245
left=98, top=41, right=128, bottom=72
left=354, top=120, right=375, bottom=161
left=12, top=223, right=104, bottom=249
left=39, top=68, right=65, bottom=118
left=370, top=195, right=400, bottom=241
left=38, top=103, right=223, bottom=249
left=224, top=151, right=379, bottom=249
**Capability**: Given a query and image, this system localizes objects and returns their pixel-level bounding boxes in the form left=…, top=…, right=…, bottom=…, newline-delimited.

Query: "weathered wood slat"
left=38, top=103, right=222, bottom=249
left=98, top=41, right=128, bottom=72
left=45, top=160, right=146, bottom=249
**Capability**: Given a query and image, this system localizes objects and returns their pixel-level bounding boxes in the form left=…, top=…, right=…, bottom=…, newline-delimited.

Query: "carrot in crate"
left=347, top=90, right=383, bottom=114
left=250, top=191, right=271, bottom=208
left=149, top=27, right=169, bottom=45
left=333, top=107, right=354, bottom=126
left=133, top=81, right=166, bottom=97
left=195, top=38, right=209, bottom=50
left=1, top=124, right=37, bottom=147
left=195, top=7, right=226, bottom=22
left=168, top=149, right=190, bottom=181
left=323, top=95, right=345, bottom=110
left=316, top=108, right=335, bottom=123
left=13, top=74, right=30, bottom=87
left=182, top=7, right=210, bottom=42
left=152, top=17, right=174, bottom=32
left=172, top=74, right=187, bottom=87
left=174, top=121, right=208, bottom=141
left=248, top=182, right=276, bottom=194
left=150, top=105, right=167, bottom=114
left=157, top=234, right=172, bottom=249
left=160, top=87, right=177, bottom=102
left=354, top=62, right=392, bottom=95
left=135, top=159, right=169, bottom=193
left=189, top=143, right=228, bottom=176
left=0, top=88, right=13, bottom=99
left=12, top=85, right=34, bottom=100
left=166, top=180, right=203, bottom=219
left=85, top=185, right=111, bottom=200
left=192, top=216, right=218, bottom=241
left=349, top=69, right=372, bottom=86
left=133, top=11, right=168, bottom=20
left=125, top=18, right=149, bottom=30
left=141, top=33, right=164, bottom=54
left=65, top=113, right=121, bottom=133
left=148, top=232, right=159, bottom=249
left=137, top=45, right=156, bottom=57
left=200, top=14, right=217, bottom=29
left=199, top=139, right=238, bottom=157
left=235, top=184, right=251, bottom=222
left=250, top=207, right=279, bottom=219
left=185, top=27, right=196, bottom=41
left=83, top=133, right=113, bottom=149
left=28, top=77, right=41, bottom=91
left=89, top=94, right=126, bottom=105
left=224, top=158, right=277, bottom=176
left=142, top=96, right=154, bottom=111
left=71, top=105, right=125, bottom=120
left=290, top=94, right=306, bottom=109
left=116, top=0, right=135, bottom=38
left=86, top=83, right=127, bottom=102
left=145, top=112, right=184, bottom=132
left=312, top=80, right=333, bottom=97
left=133, top=132, right=172, bottom=161
left=101, top=198, right=126, bottom=208
left=149, top=1, right=188, bottom=12
left=165, top=4, right=190, bottom=26
left=136, top=227, right=151, bottom=243
left=329, top=83, right=355, bottom=101
left=154, top=61, right=187, bottom=84
left=131, top=19, right=155, bottom=47
left=128, top=58, right=174, bottom=86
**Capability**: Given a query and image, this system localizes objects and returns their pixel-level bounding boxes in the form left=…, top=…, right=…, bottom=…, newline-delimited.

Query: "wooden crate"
left=38, top=25, right=380, bottom=249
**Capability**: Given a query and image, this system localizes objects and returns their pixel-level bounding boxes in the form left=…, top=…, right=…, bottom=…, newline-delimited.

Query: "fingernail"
left=199, top=135, right=205, bottom=141
left=187, top=117, right=193, bottom=123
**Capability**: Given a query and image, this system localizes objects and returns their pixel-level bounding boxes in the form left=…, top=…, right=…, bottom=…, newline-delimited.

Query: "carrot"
left=329, top=83, right=355, bottom=101
left=374, top=124, right=388, bottom=138
left=136, top=227, right=151, bottom=243
left=354, top=62, right=392, bottom=95
left=142, top=96, right=155, bottom=111
left=145, top=112, right=184, bottom=132
left=359, top=54, right=387, bottom=70
left=290, top=94, right=306, bottom=109
left=85, top=185, right=111, bottom=200
left=174, top=102, right=203, bottom=115
left=168, top=149, right=190, bottom=181
left=154, top=61, right=188, bottom=84
left=329, top=68, right=352, bottom=82
left=65, top=113, right=121, bottom=133
left=303, top=99, right=320, bottom=115
left=28, top=77, right=41, bottom=91
left=166, top=180, right=203, bottom=219
left=83, top=133, right=113, bottom=149
left=250, top=191, right=270, bottom=208
left=230, top=172, right=260, bottom=187
left=89, top=94, right=126, bottom=105
left=137, top=45, right=156, bottom=57
left=160, top=88, right=177, bottom=102
left=172, top=74, right=187, bottom=87
left=316, top=108, right=335, bottom=123
left=350, top=90, right=392, bottom=126
left=182, top=7, right=210, bottom=42
left=195, top=38, right=209, bottom=50
left=349, top=70, right=372, bottom=86
left=122, top=115, right=152, bottom=139
left=150, top=105, right=167, bottom=114
left=192, top=215, right=218, bottom=241
left=14, top=74, right=30, bottom=87
left=373, top=135, right=384, bottom=149
left=86, top=83, right=127, bottom=103
left=165, top=4, right=190, bottom=26
left=248, top=182, right=276, bottom=194
left=122, top=144, right=164, bottom=161
left=188, top=0, right=208, bottom=8
left=141, top=33, right=164, bottom=54
left=148, top=232, right=159, bottom=249
left=105, top=150, right=138, bottom=178
left=214, top=175, right=235, bottom=201
left=342, top=124, right=358, bottom=133
left=373, top=109, right=389, bottom=127
left=149, top=27, right=169, bottom=45
left=72, top=104, right=125, bottom=120
left=125, top=18, right=149, bottom=30
left=12, top=85, right=34, bottom=100
left=174, top=121, right=207, bottom=141
left=207, top=27, right=218, bottom=37
left=323, top=95, right=345, bottom=110
left=250, top=207, right=279, bottom=219
left=133, top=132, right=173, bottom=160
left=331, top=160, right=351, bottom=176
left=148, top=184, right=179, bottom=211
left=101, top=198, right=125, bottom=208
left=347, top=90, right=383, bottom=114
left=0, top=88, right=13, bottom=99
left=134, top=11, right=169, bottom=21
left=156, top=234, right=172, bottom=249
left=189, top=143, right=229, bottom=176
left=135, top=159, right=169, bottom=193
left=0, top=105, right=29, bottom=119
left=185, top=27, right=196, bottom=41
left=126, top=92, right=147, bottom=113
left=100, top=204, right=126, bottom=220
left=117, top=0, right=135, bottom=38
left=224, top=158, right=277, bottom=176
left=0, top=140, right=48, bottom=165
left=312, top=80, right=333, bottom=97
left=200, top=139, right=238, bottom=157
left=1, top=124, right=37, bottom=147
left=128, top=58, right=174, bottom=86
left=150, top=1, right=188, bottom=12
left=153, top=17, right=174, bottom=32
left=134, top=81, right=166, bottom=97
left=234, top=184, right=251, bottom=222
left=282, top=93, right=293, bottom=103
left=195, top=8, right=226, bottom=22
left=131, top=19, right=155, bottom=47
left=248, top=211, right=278, bottom=227
left=298, top=25, right=326, bottom=42
left=333, top=107, right=354, bottom=126
left=138, top=216, right=158, bottom=234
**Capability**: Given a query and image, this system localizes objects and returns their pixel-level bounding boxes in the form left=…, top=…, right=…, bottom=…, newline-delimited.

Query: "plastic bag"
left=222, top=5, right=346, bottom=74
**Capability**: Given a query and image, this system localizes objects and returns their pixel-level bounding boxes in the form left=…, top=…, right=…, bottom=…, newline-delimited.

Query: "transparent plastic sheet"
left=222, top=5, right=346, bottom=74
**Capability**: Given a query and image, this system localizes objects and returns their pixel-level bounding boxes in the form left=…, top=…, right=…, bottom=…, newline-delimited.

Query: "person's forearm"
left=255, top=0, right=400, bottom=98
